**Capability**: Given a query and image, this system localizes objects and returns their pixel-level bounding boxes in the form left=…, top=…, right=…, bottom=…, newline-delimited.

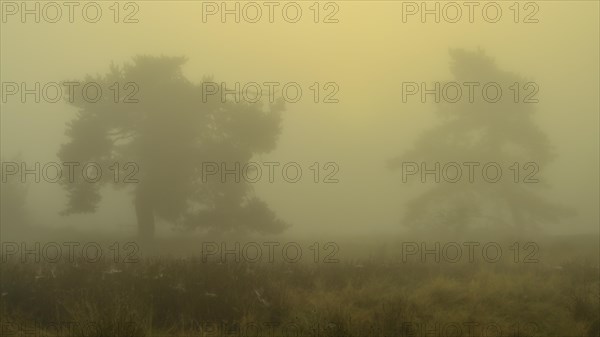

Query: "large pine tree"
left=58, top=56, right=288, bottom=240
left=389, top=49, right=573, bottom=235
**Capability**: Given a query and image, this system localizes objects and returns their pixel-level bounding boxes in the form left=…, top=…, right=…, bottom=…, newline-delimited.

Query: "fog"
left=1, top=2, right=598, bottom=241
left=2, top=2, right=600, bottom=337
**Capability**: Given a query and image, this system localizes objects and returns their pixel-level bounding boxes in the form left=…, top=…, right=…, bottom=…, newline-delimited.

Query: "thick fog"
left=1, top=3, right=600, bottom=337
left=1, top=2, right=598, bottom=241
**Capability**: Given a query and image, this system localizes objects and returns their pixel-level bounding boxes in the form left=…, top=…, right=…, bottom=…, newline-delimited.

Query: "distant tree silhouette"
left=58, top=55, right=288, bottom=240
left=389, top=49, right=573, bottom=234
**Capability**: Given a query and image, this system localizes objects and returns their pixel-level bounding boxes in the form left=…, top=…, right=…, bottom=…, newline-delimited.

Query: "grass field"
left=1, top=234, right=598, bottom=337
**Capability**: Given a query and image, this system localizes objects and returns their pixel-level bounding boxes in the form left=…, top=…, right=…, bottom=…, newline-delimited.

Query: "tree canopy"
left=58, top=55, right=289, bottom=239
left=389, top=49, right=573, bottom=234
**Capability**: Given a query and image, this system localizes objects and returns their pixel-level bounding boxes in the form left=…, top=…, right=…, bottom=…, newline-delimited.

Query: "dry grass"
left=1, top=239, right=598, bottom=337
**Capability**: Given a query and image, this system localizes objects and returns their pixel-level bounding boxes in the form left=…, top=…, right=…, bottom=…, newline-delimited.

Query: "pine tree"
left=58, top=56, right=288, bottom=240
left=389, top=49, right=573, bottom=235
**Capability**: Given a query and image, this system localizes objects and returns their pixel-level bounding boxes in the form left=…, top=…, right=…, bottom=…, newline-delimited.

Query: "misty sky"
left=1, top=1, right=598, bottom=237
